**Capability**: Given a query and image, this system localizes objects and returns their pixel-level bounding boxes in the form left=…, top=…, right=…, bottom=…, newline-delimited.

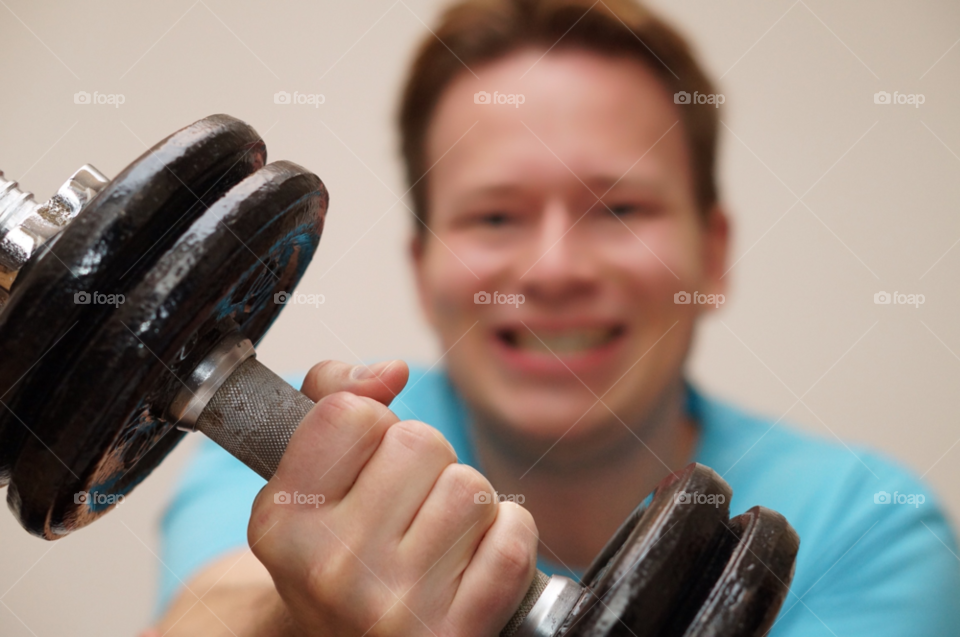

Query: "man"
left=152, top=0, right=960, bottom=635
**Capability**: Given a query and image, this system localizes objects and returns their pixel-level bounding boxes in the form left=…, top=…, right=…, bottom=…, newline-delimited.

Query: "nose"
left=519, top=198, right=599, bottom=304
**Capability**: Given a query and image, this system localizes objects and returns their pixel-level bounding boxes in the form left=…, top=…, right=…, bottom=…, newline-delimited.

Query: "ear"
left=410, top=230, right=438, bottom=328
left=699, top=205, right=730, bottom=310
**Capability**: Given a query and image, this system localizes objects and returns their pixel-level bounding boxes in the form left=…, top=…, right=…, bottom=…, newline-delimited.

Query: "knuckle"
left=491, top=524, right=536, bottom=580
left=249, top=487, right=279, bottom=531
left=305, top=548, right=353, bottom=603
left=385, top=420, right=457, bottom=461
left=508, top=505, right=539, bottom=550
left=305, top=551, right=389, bottom=627
left=314, top=391, right=389, bottom=428
left=303, top=359, right=339, bottom=390
left=247, top=488, right=284, bottom=562
left=440, top=463, right=493, bottom=511
left=298, top=392, right=396, bottom=461
left=316, top=390, right=366, bottom=416
left=512, top=504, right=538, bottom=537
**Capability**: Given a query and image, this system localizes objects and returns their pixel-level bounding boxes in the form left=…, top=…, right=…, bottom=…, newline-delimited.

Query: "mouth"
left=496, top=325, right=625, bottom=356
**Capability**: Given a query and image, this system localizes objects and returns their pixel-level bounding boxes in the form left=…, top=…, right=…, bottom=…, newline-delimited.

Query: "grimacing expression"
left=413, top=48, right=728, bottom=459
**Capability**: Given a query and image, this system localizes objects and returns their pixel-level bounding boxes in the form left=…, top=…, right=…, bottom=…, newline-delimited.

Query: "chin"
left=489, top=384, right=612, bottom=439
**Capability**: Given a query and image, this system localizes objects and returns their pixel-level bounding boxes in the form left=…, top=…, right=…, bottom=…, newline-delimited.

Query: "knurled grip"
left=194, top=356, right=554, bottom=637
left=501, top=569, right=551, bottom=637
left=196, top=357, right=312, bottom=480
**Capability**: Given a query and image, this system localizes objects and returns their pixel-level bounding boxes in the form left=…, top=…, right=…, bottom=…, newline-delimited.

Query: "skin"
left=414, top=48, right=728, bottom=569
left=156, top=361, right=538, bottom=637
left=151, top=47, right=729, bottom=636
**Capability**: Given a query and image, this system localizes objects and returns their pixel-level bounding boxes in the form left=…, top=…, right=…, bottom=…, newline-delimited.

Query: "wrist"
left=250, top=588, right=307, bottom=637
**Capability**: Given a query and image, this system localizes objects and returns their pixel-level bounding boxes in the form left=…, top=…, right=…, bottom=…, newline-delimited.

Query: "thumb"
left=300, top=359, right=409, bottom=407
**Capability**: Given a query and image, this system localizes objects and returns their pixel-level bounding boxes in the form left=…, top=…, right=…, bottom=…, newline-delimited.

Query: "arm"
left=156, top=551, right=292, bottom=637
left=149, top=359, right=537, bottom=636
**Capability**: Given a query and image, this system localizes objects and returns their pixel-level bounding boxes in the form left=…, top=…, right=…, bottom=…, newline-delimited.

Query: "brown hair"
left=398, top=0, right=722, bottom=234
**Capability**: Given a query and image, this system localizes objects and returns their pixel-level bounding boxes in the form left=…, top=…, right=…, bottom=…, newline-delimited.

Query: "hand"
left=249, top=359, right=538, bottom=637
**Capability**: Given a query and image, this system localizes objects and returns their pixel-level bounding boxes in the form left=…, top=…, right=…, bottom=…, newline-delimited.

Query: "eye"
left=604, top=201, right=659, bottom=218
left=607, top=203, right=635, bottom=217
left=451, top=207, right=522, bottom=232
left=478, top=211, right=512, bottom=227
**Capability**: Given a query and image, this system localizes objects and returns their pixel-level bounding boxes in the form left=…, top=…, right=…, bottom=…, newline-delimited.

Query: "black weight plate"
left=682, top=507, right=800, bottom=637
left=8, top=160, right=327, bottom=538
left=560, top=463, right=732, bottom=637
left=0, top=115, right=266, bottom=485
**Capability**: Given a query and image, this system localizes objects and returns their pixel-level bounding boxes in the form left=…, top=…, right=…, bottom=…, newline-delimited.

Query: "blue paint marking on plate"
left=85, top=398, right=178, bottom=506
left=212, top=220, right=319, bottom=327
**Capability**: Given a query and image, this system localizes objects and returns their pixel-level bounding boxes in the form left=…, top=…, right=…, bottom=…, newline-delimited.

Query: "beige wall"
left=1, top=0, right=958, bottom=634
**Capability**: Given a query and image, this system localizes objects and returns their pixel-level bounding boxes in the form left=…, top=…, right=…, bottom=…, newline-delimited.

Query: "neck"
left=469, top=378, right=698, bottom=572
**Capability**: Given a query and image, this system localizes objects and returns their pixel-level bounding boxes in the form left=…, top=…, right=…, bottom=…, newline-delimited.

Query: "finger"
left=338, top=420, right=457, bottom=543
left=268, top=391, right=400, bottom=503
left=300, top=359, right=409, bottom=406
left=450, top=502, right=538, bottom=636
left=398, top=464, right=498, bottom=581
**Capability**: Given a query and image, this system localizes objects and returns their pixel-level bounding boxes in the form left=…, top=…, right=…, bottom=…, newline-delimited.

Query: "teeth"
left=514, top=328, right=617, bottom=354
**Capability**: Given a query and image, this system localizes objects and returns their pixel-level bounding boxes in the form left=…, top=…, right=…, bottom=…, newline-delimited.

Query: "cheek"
left=421, top=242, right=496, bottom=324
left=603, top=220, right=703, bottom=302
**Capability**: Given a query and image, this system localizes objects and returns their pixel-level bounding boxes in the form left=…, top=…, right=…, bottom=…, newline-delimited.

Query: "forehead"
left=425, top=48, right=693, bottom=201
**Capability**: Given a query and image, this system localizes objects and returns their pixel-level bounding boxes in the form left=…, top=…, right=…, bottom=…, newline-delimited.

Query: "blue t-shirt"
left=157, top=367, right=960, bottom=635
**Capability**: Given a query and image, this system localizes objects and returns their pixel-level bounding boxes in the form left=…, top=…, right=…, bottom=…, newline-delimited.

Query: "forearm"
left=157, top=583, right=298, bottom=637
left=152, top=551, right=303, bottom=637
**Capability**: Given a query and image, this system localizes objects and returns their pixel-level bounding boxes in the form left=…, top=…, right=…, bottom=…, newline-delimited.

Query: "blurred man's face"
left=413, top=48, right=728, bottom=458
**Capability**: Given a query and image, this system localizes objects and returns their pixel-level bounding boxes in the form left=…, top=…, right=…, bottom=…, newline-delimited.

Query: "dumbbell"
left=0, top=115, right=799, bottom=636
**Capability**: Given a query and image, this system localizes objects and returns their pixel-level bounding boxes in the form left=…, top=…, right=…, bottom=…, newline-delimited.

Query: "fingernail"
left=351, top=360, right=394, bottom=380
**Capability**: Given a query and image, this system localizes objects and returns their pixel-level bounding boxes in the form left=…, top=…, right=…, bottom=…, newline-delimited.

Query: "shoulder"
left=692, top=387, right=960, bottom=634
left=693, top=387, right=936, bottom=530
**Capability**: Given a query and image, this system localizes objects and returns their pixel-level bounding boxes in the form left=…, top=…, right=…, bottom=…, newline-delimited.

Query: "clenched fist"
left=248, top=359, right=538, bottom=637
